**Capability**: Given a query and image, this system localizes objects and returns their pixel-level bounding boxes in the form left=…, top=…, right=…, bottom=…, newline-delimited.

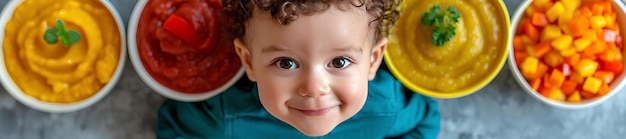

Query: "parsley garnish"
left=43, top=19, right=81, bottom=47
left=421, top=5, right=461, bottom=47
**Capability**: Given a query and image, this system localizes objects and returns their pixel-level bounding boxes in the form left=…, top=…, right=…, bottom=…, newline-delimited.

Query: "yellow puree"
left=3, top=0, right=120, bottom=103
left=387, top=0, right=506, bottom=92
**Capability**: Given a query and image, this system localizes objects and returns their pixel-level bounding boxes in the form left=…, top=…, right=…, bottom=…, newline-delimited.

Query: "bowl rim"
left=0, top=0, right=127, bottom=113
left=384, top=0, right=511, bottom=99
left=507, top=0, right=626, bottom=109
left=127, top=0, right=245, bottom=102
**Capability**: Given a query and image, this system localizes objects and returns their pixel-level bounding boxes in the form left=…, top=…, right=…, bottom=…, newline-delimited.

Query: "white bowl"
left=127, top=0, right=244, bottom=102
left=0, top=0, right=127, bottom=113
left=508, top=0, right=626, bottom=109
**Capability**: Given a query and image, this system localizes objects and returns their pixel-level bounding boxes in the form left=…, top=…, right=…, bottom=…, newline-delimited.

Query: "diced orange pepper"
left=532, top=12, right=549, bottom=27
left=531, top=78, right=542, bottom=91
left=534, top=41, right=553, bottom=57
left=597, top=49, right=616, bottom=62
left=564, top=53, right=581, bottom=66
left=546, top=70, right=566, bottom=88
left=523, top=21, right=540, bottom=42
left=598, top=83, right=610, bottom=96
left=580, top=90, right=597, bottom=99
left=583, top=41, right=606, bottom=55
left=538, top=86, right=552, bottom=97
left=595, top=28, right=604, bottom=41
left=577, top=6, right=593, bottom=18
left=569, top=72, right=586, bottom=84
left=581, top=52, right=597, bottom=61
left=515, top=52, right=528, bottom=66
left=570, top=15, right=590, bottom=37
left=561, top=80, right=578, bottom=95
left=582, top=29, right=598, bottom=41
left=514, top=35, right=525, bottom=51
left=600, top=60, right=624, bottom=75
left=594, top=70, right=616, bottom=84
left=599, top=1, right=613, bottom=14
left=591, top=2, right=606, bottom=16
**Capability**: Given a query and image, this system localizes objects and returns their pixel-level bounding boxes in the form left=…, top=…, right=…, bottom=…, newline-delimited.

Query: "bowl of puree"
left=128, top=0, right=244, bottom=102
left=384, top=0, right=511, bottom=98
left=0, top=0, right=126, bottom=113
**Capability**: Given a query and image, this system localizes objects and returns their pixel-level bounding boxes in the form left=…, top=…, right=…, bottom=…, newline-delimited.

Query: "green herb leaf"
left=68, top=30, right=80, bottom=45
left=56, top=19, right=66, bottom=35
left=421, top=5, right=461, bottom=47
left=61, top=33, right=70, bottom=46
left=43, top=28, right=58, bottom=44
left=43, top=19, right=81, bottom=47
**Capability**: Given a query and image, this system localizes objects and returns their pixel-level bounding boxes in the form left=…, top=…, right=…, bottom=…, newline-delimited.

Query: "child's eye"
left=274, top=57, right=299, bottom=70
left=328, top=56, right=352, bottom=69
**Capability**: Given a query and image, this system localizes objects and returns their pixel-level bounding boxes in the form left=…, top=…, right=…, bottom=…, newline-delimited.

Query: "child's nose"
left=297, top=71, right=330, bottom=97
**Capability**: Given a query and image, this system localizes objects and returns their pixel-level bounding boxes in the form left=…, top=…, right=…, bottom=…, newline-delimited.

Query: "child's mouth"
left=296, top=106, right=337, bottom=116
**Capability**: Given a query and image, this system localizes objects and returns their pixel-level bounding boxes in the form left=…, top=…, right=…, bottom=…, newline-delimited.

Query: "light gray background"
left=0, top=0, right=625, bottom=139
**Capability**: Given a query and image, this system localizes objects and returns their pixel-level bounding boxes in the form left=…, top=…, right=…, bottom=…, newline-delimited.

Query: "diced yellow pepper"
left=562, top=0, right=581, bottom=12
left=574, top=38, right=592, bottom=52
left=549, top=89, right=565, bottom=101
left=547, top=2, right=566, bottom=23
left=590, top=15, right=607, bottom=29
left=544, top=51, right=563, bottom=67
left=574, top=59, right=599, bottom=77
left=551, top=35, right=573, bottom=50
left=521, top=57, right=539, bottom=75
left=525, top=4, right=537, bottom=17
left=583, top=77, right=603, bottom=94
left=533, top=0, right=552, bottom=9
left=560, top=47, right=577, bottom=57
left=567, top=91, right=582, bottom=102
left=541, top=25, right=563, bottom=41
left=558, top=13, right=574, bottom=35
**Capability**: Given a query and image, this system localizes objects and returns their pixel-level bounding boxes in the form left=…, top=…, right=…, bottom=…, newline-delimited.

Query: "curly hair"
left=223, top=0, right=402, bottom=42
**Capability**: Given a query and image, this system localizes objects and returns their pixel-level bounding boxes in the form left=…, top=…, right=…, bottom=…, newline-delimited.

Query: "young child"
left=156, top=0, right=440, bottom=138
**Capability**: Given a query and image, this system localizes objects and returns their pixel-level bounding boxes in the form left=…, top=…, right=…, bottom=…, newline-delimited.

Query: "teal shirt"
left=157, top=70, right=440, bottom=139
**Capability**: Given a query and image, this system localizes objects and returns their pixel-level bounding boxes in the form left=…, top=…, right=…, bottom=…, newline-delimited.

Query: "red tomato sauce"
left=136, top=0, right=241, bottom=93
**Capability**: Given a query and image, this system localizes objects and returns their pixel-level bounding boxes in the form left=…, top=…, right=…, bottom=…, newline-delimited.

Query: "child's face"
left=234, top=5, right=387, bottom=137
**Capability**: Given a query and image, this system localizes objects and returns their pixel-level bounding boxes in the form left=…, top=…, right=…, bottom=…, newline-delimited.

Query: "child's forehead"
left=244, top=5, right=374, bottom=43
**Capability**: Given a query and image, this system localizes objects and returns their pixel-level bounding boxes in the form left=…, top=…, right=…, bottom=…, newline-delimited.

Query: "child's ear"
left=234, top=38, right=257, bottom=82
left=368, top=37, right=388, bottom=80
